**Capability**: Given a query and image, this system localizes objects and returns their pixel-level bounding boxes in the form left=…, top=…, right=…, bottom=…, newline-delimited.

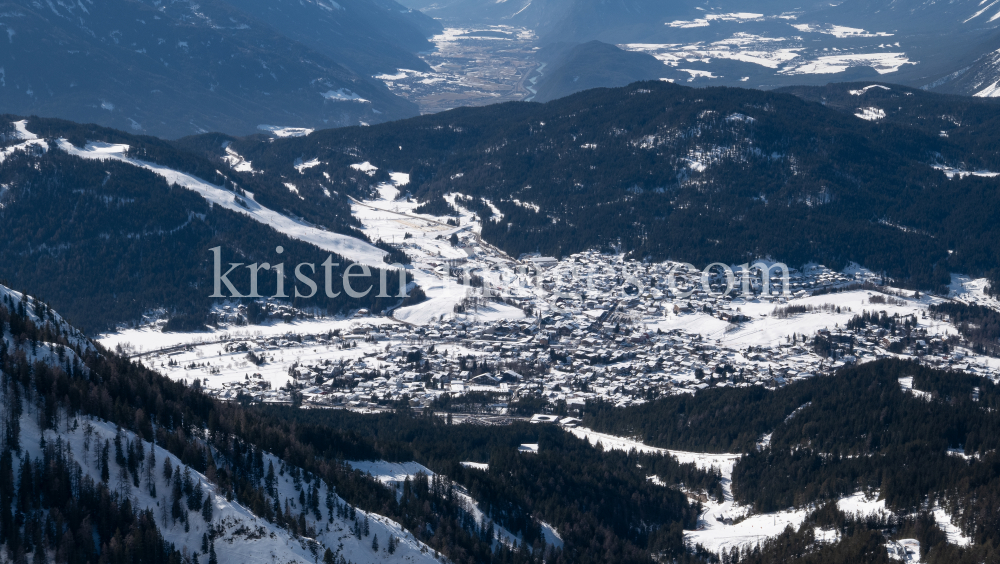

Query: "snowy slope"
left=346, top=460, right=563, bottom=551
left=0, top=282, right=441, bottom=564
left=54, top=139, right=389, bottom=268
left=0, top=121, right=47, bottom=165
left=7, top=408, right=441, bottom=564
left=0, top=284, right=94, bottom=364
left=348, top=178, right=527, bottom=326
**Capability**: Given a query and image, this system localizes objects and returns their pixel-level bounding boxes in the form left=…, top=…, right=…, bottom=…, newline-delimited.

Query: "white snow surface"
left=855, top=107, right=886, bottom=120
left=13, top=119, right=38, bottom=140
left=780, top=52, right=911, bottom=75
left=350, top=161, right=378, bottom=176
left=97, top=316, right=397, bottom=356
left=667, top=12, right=764, bottom=28
left=222, top=145, right=255, bottom=173
left=791, top=24, right=893, bottom=38
left=949, top=274, right=1000, bottom=310
left=931, top=163, right=1000, bottom=178
left=0, top=137, right=47, bottom=165
left=932, top=506, right=972, bottom=546
left=648, top=288, right=956, bottom=350
left=849, top=85, right=891, bottom=95
left=347, top=180, right=527, bottom=326
left=294, top=157, right=322, bottom=173
left=257, top=125, right=315, bottom=138
left=320, top=89, right=370, bottom=103
left=98, top=317, right=409, bottom=394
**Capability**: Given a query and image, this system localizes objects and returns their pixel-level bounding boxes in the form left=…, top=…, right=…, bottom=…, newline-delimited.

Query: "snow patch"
left=855, top=107, right=886, bottom=120
left=667, top=12, right=764, bottom=28
left=294, top=157, right=321, bottom=174
left=791, top=24, right=893, bottom=38
left=351, top=161, right=378, bottom=176
left=12, top=119, right=37, bottom=140
left=320, top=89, right=370, bottom=103
left=221, top=146, right=255, bottom=173
left=780, top=53, right=911, bottom=75
left=257, top=125, right=314, bottom=138
left=931, top=164, right=1000, bottom=178
left=849, top=84, right=891, bottom=95
left=0, top=136, right=47, bottom=165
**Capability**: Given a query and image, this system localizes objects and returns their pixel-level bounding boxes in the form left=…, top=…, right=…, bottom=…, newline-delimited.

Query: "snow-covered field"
left=348, top=177, right=527, bottom=326
left=622, top=13, right=913, bottom=82
left=106, top=321, right=407, bottom=396
left=650, top=287, right=955, bottom=350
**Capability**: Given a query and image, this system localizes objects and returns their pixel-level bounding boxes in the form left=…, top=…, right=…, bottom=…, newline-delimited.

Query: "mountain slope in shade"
left=0, top=0, right=418, bottom=138
left=218, top=0, right=442, bottom=76
left=530, top=41, right=668, bottom=102
left=915, top=30, right=1000, bottom=97
left=774, top=80, right=1000, bottom=149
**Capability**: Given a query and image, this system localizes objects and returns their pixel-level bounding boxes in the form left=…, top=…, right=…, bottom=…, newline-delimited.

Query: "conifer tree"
left=100, top=439, right=110, bottom=483
left=202, top=496, right=213, bottom=522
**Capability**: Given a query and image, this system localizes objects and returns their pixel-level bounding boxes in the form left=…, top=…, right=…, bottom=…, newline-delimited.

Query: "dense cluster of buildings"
left=168, top=250, right=994, bottom=414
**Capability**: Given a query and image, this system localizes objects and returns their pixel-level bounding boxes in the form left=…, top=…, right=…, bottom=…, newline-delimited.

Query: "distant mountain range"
left=401, top=0, right=1000, bottom=98
left=0, top=0, right=441, bottom=138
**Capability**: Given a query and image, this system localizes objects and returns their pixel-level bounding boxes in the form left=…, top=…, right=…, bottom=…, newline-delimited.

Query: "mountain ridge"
left=6, top=80, right=1000, bottom=329
left=0, top=0, right=431, bottom=138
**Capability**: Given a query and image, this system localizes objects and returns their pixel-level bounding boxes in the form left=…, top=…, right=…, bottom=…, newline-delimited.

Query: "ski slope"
left=53, top=139, right=389, bottom=268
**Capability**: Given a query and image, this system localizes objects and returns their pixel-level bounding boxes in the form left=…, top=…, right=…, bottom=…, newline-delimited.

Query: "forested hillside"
left=212, top=80, right=1000, bottom=293
left=0, top=118, right=406, bottom=332
left=0, top=284, right=727, bottom=564
left=5, top=282, right=998, bottom=563
left=777, top=82, right=1000, bottom=154
left=8, top=80, right=1000, bottom=329
left=583, top=359, right=1000, bottom=563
